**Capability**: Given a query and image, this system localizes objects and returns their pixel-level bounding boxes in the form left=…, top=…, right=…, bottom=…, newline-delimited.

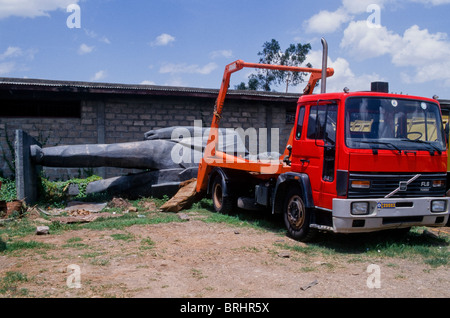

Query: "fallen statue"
left=16, top=126, right=264, bottom=203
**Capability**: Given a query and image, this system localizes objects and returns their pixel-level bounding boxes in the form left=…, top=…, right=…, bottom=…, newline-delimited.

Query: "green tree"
left=235, top=39, right=312, bottom=92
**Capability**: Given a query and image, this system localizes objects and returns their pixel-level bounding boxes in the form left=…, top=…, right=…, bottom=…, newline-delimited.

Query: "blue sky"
left=0, top=0, right=449, bottom=99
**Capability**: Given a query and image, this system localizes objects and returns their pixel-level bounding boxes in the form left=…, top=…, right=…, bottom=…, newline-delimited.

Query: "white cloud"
left=99, top=37, right=111, bottom=45
left=0, top=46, right=23, bottom=60
left=391, top=25, right=450, bottom=67
left=302, top=0, right=450, bottom=90
left=84, top=29, right=111, bottom=45
left=340, top=21, right=450, bottom=86
left=305, top=0, right=391, bottom=33
left=0, top=46, right=36, bottom=66
left=210, top=50, right=233, bottom=59
left=393, top=26, right=450, bottom=85
left=341, top=21, right=401, bottom=59
left=0, top=0, right=79, bottom=19
left=342, top=0, right=389, bottom=14
left=165, top=78, right=185, bottom=86
left=0, top=62, right=15, bottom=75
left=410, top=0, right=450, bottom=5
left=151, top=33, right=175, bottom=47
left=305, top=0, right=396, bottom=34
left=304, top=50, right=383, bottom=93
left=140, top=80, right=156, bottom=85
left=306, top=0, right=449, bottom=34
left=78, top=43, right=94, bottom=55
left=159, top=62, right=217, bottom=75
left=305, top=9, right=350, bottom=34
left=91, top=70, right=106, bottom=81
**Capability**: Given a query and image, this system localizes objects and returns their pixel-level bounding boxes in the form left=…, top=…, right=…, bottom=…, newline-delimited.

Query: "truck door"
left=291, top=101, right=338, bottom=210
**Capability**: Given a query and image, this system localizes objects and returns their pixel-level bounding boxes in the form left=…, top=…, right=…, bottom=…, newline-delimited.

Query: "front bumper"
left=331, top=197, right=450, bottom=233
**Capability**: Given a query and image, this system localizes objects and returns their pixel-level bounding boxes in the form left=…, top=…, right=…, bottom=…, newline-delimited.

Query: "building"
left=0, top=77, right=299, bottom=180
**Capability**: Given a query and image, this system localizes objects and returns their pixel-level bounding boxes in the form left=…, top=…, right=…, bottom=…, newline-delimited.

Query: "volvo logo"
left=399, top=181, right=407, bottom=191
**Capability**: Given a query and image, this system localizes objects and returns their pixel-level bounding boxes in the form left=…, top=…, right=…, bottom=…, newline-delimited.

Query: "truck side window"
left=295, top=106, right=305, bottom=139
left=307, top=106, right=324, bottom=139
left=307, top=105, right=337, bottom=142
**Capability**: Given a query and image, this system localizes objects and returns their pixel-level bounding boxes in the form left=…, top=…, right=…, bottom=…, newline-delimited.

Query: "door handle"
left=300, top=159, right=310, bottom=165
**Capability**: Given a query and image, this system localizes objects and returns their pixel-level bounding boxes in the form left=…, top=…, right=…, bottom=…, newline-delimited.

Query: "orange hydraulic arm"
left=196, top=39, right=334, bottom=193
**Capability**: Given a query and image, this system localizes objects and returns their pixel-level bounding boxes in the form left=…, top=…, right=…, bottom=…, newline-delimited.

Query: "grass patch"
left=190, top=199, right=285, bottom=234
left=0, top=271, right=29, bottom=296
left=110, top=233, right=134, bottom=241
left=140, top=237, right=155, bottom=250
left=90, top=258, right=110, bottom=266
left=1, top=240, right=54, bottom=254
left=81, top=251, right=104, bottom=259
left=66, top=237, right=83, bottom=243
left=201, top=209, right=284, bottom=234
left=0, top=177, right=17, bottom=202
left=274, top=227, right=449, bottom=267
left=274, top=242, right=325, bottom=256
left=0, top=219, right=38, bottom=239
left=62, top=242, right=89, bottom=249
left=191, top=268, right=207, bottom=280
left=0, top=272, right=28, bottom=295
left=82, top=212, right=182, bottom=231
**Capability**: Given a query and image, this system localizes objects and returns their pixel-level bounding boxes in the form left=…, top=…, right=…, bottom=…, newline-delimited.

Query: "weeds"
left=0, top=271, right=28, bottom=295
left=273, top=227, right=449, bottom=267
left=140, top=237, right=155, bottom=250
left=2, top=240, right=54, bottom=254
left=0, top=177, right=16, bottom=202
left=38, top=175, right=103, bottom=208
left=110, top=233, right=134, bottom=241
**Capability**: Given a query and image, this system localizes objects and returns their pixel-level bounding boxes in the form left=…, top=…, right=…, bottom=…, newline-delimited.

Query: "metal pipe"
left=321, top=37, right=328, bottom=94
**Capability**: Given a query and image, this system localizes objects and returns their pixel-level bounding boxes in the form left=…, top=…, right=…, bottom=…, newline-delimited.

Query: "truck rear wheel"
left=283, top=188, right=316, bottom=242
left=211, top=175, right=234, bottom=214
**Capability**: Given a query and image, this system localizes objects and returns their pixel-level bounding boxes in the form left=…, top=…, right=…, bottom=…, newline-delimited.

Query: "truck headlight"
left=431, top=200, right=447, bottom=212
left=351, top=202, right=369, bottom=215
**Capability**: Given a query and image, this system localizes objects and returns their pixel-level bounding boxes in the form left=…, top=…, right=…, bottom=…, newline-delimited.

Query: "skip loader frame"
left=194, top=38, right=449, bottom=241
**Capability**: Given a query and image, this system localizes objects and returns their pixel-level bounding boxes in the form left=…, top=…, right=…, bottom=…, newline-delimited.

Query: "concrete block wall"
left=0, top=101, right=98, bottom=179
left=0, top=94, right=293, bottom=181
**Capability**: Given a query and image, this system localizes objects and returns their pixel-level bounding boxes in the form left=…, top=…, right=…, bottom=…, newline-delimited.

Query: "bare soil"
left=0, top=208, right=448, bottom=300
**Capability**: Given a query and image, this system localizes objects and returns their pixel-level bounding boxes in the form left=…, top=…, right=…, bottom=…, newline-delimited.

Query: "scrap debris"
left=36, top=226, right=50, bottom=235
left=36, top=201, right=121, bottom=224
left=160, top=178, right=199, bottom=212
left=51, top=212, right=121, bottom=224
left=300, top=279, right=318, bottom=291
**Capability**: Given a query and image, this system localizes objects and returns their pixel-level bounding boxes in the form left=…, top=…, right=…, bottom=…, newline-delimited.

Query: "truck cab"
left=285, top=86, right=449, bottom=238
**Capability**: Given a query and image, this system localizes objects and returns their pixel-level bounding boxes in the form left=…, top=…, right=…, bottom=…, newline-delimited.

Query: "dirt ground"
left=0, top=209, right=448, bottom=299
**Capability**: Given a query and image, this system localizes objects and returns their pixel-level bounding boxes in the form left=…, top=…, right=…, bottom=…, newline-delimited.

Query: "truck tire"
left=283, top=187, right=316, bottom=242
left=211, top=175, right=235, bottom=214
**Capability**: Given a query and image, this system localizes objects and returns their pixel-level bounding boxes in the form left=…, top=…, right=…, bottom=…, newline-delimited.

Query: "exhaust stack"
left=321, top=38, right=328, bottom=94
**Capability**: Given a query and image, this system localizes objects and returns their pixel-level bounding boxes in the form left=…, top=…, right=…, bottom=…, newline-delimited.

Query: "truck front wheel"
left=283, top=188, right=316, bottom=242
left=211, top=175, right=235, bottom=214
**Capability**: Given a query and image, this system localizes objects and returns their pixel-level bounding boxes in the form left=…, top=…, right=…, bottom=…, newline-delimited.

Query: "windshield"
left=345, top=97, right=446, bottom=153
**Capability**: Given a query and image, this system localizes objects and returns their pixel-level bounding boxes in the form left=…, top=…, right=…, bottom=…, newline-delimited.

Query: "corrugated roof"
left=0, top=77, right=301, bottom=102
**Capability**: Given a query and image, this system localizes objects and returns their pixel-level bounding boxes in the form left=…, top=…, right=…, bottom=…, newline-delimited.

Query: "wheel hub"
left=287, top=196, right=305, bottom=228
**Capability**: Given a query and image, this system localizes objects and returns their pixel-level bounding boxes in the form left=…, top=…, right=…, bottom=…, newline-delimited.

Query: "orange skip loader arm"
left=196, top=51, right=334, bottom=193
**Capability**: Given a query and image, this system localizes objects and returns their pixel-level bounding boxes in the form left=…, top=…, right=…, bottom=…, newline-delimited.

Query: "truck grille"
left=348, top=173, right=447, bottom=198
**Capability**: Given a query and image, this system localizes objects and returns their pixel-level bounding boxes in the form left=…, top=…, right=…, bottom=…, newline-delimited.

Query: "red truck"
left=196, top=39, right=449, bottom=241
